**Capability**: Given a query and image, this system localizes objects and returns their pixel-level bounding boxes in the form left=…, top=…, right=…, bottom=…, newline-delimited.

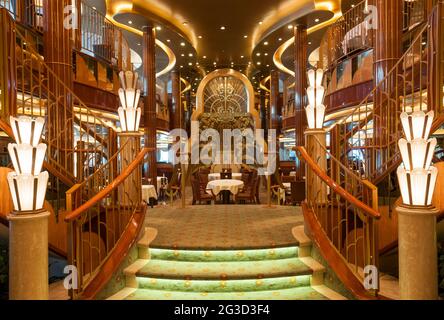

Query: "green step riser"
left=149, top=247, right=299, bottom=262
left=125, top=287, right=329, bottom=300
left=135, top=275, right=312, bottom=293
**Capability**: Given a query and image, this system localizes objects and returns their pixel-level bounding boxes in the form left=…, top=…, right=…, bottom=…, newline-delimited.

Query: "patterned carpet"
left=145, top=205, right=304, bottom=250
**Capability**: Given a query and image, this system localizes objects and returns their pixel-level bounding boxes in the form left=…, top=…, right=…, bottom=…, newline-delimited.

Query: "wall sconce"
left=397, top=110, right=438, bottom=207
left=118, top=71, right=142, bottom=132
left=305, top=69, right=326, bottom=129
left=7, top=116, right=49, bottom=213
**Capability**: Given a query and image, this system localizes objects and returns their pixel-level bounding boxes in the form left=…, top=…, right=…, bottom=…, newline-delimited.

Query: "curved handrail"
left=295, top=146, right=380, bottom=219
left=65, top=147, right=150, bottom=222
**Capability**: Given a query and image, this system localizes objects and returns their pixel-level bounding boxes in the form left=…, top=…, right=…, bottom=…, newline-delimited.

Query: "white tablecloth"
left=208, top=173, right=243, bottom=181
left=207, top=179, right=244, bottom=196
left=290, top=171, right=297, bottom=177
left=142, top=185, right=158, bottom=201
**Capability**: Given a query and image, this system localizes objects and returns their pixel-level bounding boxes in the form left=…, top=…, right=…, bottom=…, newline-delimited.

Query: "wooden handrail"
left=65, top=147, right=151, bottom=222
left=295, top=146, right=381, bottom=219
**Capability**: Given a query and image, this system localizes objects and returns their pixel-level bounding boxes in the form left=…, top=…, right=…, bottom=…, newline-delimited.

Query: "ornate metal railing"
left=79, top=1, right=131, bottom=70
left=319, top=0, right=373, bottom=70
left=65, top=138, right=148, bottom=297
left=296, top=137, right=380, bottom=296
left=329, top=3, right=444, bottom=183
left=0, top=0, right=43, bottom=32
left=0, top=8, right=113, bottom=183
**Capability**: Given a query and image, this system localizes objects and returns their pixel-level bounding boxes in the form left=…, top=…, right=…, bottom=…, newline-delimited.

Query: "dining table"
left=207, top=179, right=244, bottom=204
left=208, top=173, right=243, bottom=181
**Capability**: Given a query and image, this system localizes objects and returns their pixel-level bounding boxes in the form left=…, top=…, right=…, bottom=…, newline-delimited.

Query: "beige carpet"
left=145, top=205, right=303, bottom=250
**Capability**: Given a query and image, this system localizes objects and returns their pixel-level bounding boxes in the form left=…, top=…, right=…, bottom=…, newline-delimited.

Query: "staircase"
left=108, top=226, right=347, bottom=300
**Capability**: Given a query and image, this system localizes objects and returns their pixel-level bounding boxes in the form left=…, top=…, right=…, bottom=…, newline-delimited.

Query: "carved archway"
left=192, top=69, right=261, bottom=129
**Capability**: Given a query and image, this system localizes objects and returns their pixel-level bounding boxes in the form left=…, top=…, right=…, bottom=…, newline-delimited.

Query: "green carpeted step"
left=124, top=286, right=329, bottom=300
left=149, top=246, right=299, bottom=262
left=136, top=257, right=313, bottom=280
left=136, top=275, right=312, bottom=293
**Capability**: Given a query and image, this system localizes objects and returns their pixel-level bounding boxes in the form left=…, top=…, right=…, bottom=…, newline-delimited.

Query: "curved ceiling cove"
left=273, top=0, right=342, bottom=76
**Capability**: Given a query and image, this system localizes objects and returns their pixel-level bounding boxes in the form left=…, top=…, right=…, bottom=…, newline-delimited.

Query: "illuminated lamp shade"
left=10, top=116, right=45, bottom=147
left=398, top=138, right=437, bottom=171
left=400, top=110, right=434, bottom=141
left=305, top=68, right=326, bottom=129
left=119, top=70, right=139, bottom=90
left=305, top=104, right=326, bottom=129
left=397, top=166, right=438, bottom=207
left=118, top=88, right=141, bottom=109
left=8, top=143, right=47, bottom=175
left=118, top=107, right=142, bottom=132
left=308, top=68, right=324, bottom=87
left=7, top=171, right=49, bottom=212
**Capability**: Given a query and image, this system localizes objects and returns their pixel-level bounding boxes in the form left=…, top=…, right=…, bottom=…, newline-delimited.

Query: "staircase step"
left=119, top=286, right=332, bottom=300
left=150, top=246, right=299, bottom=262
left=136, top=275, right=312, bottom=293
left=133, top=257, right=317, bottom=281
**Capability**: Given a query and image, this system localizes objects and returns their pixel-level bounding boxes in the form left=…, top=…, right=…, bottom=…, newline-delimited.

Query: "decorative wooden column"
left=270, top=70, right=280, bottom=133
left=428, top=1, right=444, bottom=114
left=294, top=24, right=308, bottom=180
left=259, top=90, right=267, bottom=139
left=8, top=211, right=50, bottom=300
left=0, top=9, right=16, bottom=119
left=143, top=26, right=157, bottom=185
left=119, top=133, right=143, bottom=205
left=373, top=0, right=403, bottom=170
left=171, top=70, right=182, bottom=130
left=43, top=0, right=74, bottom=173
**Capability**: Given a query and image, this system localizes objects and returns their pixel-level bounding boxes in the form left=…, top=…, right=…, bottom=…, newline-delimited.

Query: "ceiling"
left=89, top=0, right=365, bottom=92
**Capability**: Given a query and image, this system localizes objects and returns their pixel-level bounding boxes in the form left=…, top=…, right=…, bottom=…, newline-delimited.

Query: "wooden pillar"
left=0, top=9, right=16, bottom=119
left=373, top=0, right=403, bottom=169
left=270, top=70, right=280, bottom=132
left=428, top=1, right=444, bottom=115
left=8, top=211, right=50, bottom=300
left=294, top=24, right=308, bottom=180
left=143, top=26, right=157, bottom=184
left=43, top=0, right=74, bottom=173
left=171, top=70, right=182, bottom=130
left=119, top=133, right=142, bottom=206
left=260, top=90, right=267, bottom=139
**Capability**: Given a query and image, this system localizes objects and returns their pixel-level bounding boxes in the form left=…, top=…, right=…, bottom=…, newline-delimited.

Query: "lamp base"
left=7, top=210, right=50, bottom=300
left=397, top=205, right=439, bottom=300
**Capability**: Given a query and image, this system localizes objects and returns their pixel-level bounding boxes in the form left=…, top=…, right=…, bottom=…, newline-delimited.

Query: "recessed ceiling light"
left=180, top=42, right=186, bottom=47
left=315, top=18, right=320, bottom=23
left=181, top=53, right=185, bottom=57
left=257, top=62, right=261, bottom=65
left=167, top=39, right=171, bottom=42
left=183, top=22, right=188, bottom=26
left=288, top=24, right=293, bottom=29
left=256, top=53, right=261, bottom=56
left=156, top=26, right=162, bottom=31
left=188, top=62, right=193, bottom=66
left=278, top=38, right=282, bottom=41
left=259, top=21, right=263, bottom=25
left=203, top=56, right=207, bottom=59
left=264, top=42, right=269, bottom=46
left=198, top=35, right=203, bottom=39
left=264, top=53, right=269, bottom=56
left=244, top=35, right=248, bottom=38
left=220, top=26, right=226, bottom=30
left=128, top=21, right=133, bottom=25
left=188, top=53, right=193, bottom=57
left=308, top=42, right=312, bottom=45
left=240, top=55, right=244, bottom=59
left=180, top=65, right=184, bottom=68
